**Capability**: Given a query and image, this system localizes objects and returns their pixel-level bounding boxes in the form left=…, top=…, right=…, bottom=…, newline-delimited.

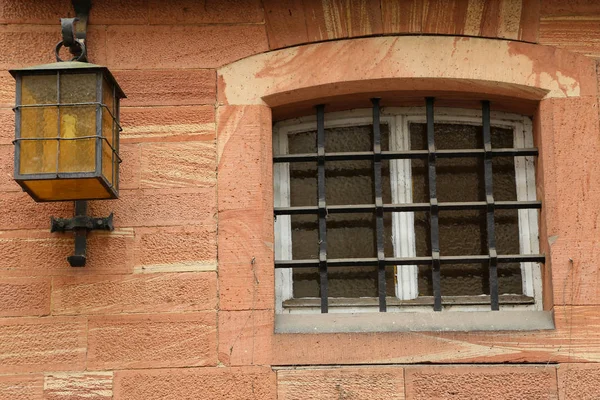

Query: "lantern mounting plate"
left=50, top=201, right=114, bottom=267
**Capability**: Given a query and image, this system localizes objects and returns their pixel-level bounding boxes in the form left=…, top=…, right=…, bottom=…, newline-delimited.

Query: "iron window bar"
left=275, top=254, right=545, bottom=268
left=273, top=148, right=538, bottom=163
left=316, top=104, right=328, bottom=313
left=274, top=98, right=545, bottom=313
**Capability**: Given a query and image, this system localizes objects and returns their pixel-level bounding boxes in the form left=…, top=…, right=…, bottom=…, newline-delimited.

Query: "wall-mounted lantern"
left=9, top=1, right=126, bottom=267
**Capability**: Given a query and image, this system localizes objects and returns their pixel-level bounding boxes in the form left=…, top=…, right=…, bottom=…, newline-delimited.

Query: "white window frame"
left=273, top=107, right=541, bottom=314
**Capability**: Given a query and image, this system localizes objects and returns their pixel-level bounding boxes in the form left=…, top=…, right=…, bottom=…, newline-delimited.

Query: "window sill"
left=283, top=294, right=535, bottom=309
left=275, top=309, right=554, bottom=333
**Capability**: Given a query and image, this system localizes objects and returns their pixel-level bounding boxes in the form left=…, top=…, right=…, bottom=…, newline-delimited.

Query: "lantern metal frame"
left=9, top=0, right=127, bottom=267
left=10, top=62, right=125, bottom=202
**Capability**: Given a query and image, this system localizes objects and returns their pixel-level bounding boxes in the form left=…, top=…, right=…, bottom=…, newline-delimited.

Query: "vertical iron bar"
left=426, top=97, right=442, bottom=311
left=482, top=101, right=499, bottom=310
left=68, top=200, right=88, bottom=267
left=56, top=72, right=61, bottom=175
left=371, top=99, right=387, bottom=312
left=14, top=76, right=22, bottom=177
left=114, top=88, right=120, bottom=193
left=316, top=104, right=328, bottom=313
left=95, top=72, right=103, bottom=177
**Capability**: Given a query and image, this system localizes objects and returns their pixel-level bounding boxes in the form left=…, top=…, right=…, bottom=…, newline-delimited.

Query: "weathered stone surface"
left=44, top=372, right=113, bottom=400
left=114, top=69, right=216, bottom=107
left=0, top=25, right=106, bottom=68
left=0, top=317, right=86, bottom=373
left=106, top=25, right=268, bottom=69
left=0, top=192, right=71, bottom=230
left=0, top=277, right=50, bottom=317
left=134, top=225, right=217, bottom=273
left=218, top=210, right=274, bottom=310
left=140, top=141, right=216, bottom=189
left=540, top=18, right=600, bottom=57
left=273, top=306, right=600, bottom=365
left=218, top=309, right=272, bottom=366
left=88, top=188, right=216, bottom=228
left=218, top=36, right=597, bottom=106
left=216, top=105, right=272, bottom=213
left=120, top=106, right=215, bottom=144
left=278, top=367, right=405, bottom=400
left=113, top=366, right=276, bottom=400
left=0, top=144, right=18, bottom=192
left=558, top=363, right=600, bottom=400
left=263, top=0, right=309, bottom=49
left=87, top=0, right=148, bottom=24
left=87, top=312, right=217, bottom=369
left=52, top=272, right=217, bottom=315
left=119, top=143, right=141, bottom=190
left=405, top=365, right=558, bottom=399
left=0, top=374, right=43, bottom=399
left=148, top=0, right=264, bottom=24
left=0, top=0, right=71, bottom=24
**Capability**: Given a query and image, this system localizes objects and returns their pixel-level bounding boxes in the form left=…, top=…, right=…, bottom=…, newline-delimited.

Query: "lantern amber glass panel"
left=10, top=61, right=125, bottom=202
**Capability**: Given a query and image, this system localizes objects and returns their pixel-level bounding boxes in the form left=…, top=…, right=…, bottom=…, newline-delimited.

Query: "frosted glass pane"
left=21, top=74, right=57, bottom=105
left=58, top=106, right=97, bottom=173
left=60, top=73, right=96, bottom=103
left=102, top=140, right=113, bottom=186
left=102, top=108, right=114, bottom=145
left=102, top=78, right=114, bottom=115
left=22, top=178, right=112, bottom=201
left=288, top=124, right=394, bottom=298
left=58, top=139, right=95, bottom=173
left=19, top=105, right=58, bottom=175
left=19, top=139, right=57, bottom=174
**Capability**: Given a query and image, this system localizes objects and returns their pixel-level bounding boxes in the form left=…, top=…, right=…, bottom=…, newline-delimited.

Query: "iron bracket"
left=57, top=0, right=91, bottom=62
left=50, top=201, right=114, bottom=267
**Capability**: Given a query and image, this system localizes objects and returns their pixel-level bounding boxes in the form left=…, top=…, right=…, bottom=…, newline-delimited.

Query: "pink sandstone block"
left=0, top=374, right=43, bottom=399
left=119, top=105, right=215, bottom=144
left=0, top=277, right=50, bottom=317
left=218, top=309, right=273, bottom=366
left=558, top=363, right=600, bottom=400
left=0, top=317, right=86, bottom=373
left=87, top=312, right=217, bottom=369
left=148, top=0, right=264, bottom=24
left=52, top=272, right=217, bottom=315
left=216, top=105, right=272, bottom=213
left=0, top=0, right=71, bottom=24
left=404, top=365, right=558, bottom=399
left=118, top=143, right=141, bottom=190
left=88, top=188, right=216, bottom=228
left=134, top=225, right=217, bottom=272
left=140, top=141, right=216, bottom=189
left=277, top=366, right=405, bottom=400
left=44, top=372, right=113, bottom=400
left=263, top=0, right=309, bottom=49
left=218, top=210, right=274, bottom=311
left=106, top=25, right=268, bottom=69
left=114, top=69, right=216, bottom=107
left=113, top=366, right=276, bottom=400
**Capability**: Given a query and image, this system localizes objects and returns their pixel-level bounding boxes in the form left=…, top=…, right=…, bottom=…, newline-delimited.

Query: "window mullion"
left=393, top=115, right=418, bottom=300
left=273, top=129, right=293, bottom=313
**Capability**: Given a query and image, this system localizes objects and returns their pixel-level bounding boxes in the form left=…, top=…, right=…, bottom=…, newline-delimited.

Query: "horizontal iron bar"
left=273, top=148, right=538, bottom=163
left=274, top=254, right=545, bottom=268
left=274, top=201, right=541, bottom=215
left=14, top=103, right=123, bottom=131
left=13, top=136, right=122, bottom=163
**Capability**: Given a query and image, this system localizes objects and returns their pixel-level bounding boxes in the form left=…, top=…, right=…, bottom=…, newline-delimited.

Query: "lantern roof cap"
left=9, top=61, right=125, bottom=98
